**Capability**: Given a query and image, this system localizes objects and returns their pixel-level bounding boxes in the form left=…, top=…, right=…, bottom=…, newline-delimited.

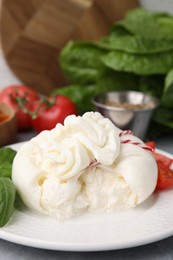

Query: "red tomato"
left=156, top=162, right=173, bottom=190
left=0, top=85, right=40, bottom=131
left=153, top=152, right=173, bottom=170
left=146, top=141, right=173, bottom=190
left=31, top=95, right=77, bottom=132
left=145, top=141, right=156, bottom=150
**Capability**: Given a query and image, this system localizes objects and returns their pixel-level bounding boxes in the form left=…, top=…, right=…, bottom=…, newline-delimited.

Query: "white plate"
left=0, top=142, right=173, bottom=252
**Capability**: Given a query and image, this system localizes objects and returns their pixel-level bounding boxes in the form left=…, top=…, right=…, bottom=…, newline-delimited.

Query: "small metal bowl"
left=92, top=91, right=160, bottom=140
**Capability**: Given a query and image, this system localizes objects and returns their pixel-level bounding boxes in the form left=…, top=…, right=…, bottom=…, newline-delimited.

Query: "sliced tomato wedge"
left=145, top=141, right=156, bottom=150
left=156, top=162, right=173, bottom=190
left=153, top=152, right=173, bottom=170
left=146, top=141, right=173, bottom=190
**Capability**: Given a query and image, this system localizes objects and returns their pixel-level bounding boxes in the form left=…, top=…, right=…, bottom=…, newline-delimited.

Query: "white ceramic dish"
left=0, top=142, right=173, bottom=252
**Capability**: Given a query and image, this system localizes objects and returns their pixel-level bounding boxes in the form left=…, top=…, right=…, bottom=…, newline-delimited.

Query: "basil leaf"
left=14, top=192, right=25, bottom=211
left=0, top=178, right=16, bottom=227
left=0, top=148, right=17, bottom=178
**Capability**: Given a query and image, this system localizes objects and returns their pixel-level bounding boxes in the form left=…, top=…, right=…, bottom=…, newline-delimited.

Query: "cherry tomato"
left=31, top=95, right=77, bottom=132
left=0, top=85, right=40, bottom=131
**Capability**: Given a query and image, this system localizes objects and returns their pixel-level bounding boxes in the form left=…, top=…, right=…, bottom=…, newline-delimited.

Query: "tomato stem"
left=44, top=96, right=56, bottom=107
left=11, top=92, right=56, bottom=119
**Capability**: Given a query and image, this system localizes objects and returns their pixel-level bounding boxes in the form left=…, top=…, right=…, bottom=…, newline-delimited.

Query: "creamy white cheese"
left=81, top=143, right=157, bottom=212
left=12, top=112, right=158, bottom=219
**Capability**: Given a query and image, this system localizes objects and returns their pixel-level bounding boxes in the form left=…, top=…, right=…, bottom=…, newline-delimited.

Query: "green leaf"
left=0, top=148, right=17, bottom=178
left=52, top=84, right=96, bottom=114
left=96, top=68, right=140, bottom=92
left=139, top=75, right=164, bottom=98
left=101, top=50, right=173, bottom=75
left=165, top=68, right=173, bottom=89
left=59, top=41, right=106, bottom=84
left=0, top=178, right=16, bottom=227
left=98, top=33, right=173, bottom=54
left=58, top=8, right=173, bottom=138
left=52, top=71, right=140, bottom=115
left=14, top=192, right=25, bottom=211
left=113, top=8, right=173, bottom=39
left=161, top=69, right=173, bottom=108
left=95, top=13, right=173, bottom=55
left=153, top=106, right=173, bottom=128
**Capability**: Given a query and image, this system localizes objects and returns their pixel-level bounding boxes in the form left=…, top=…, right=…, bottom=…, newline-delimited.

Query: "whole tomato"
left=31, top=95, right=77, bottom=132
left=0, top=85, right=40, bottom=131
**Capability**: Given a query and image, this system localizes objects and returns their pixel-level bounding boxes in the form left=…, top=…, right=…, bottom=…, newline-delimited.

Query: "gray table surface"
left=0, top=134, right=173, bottom=260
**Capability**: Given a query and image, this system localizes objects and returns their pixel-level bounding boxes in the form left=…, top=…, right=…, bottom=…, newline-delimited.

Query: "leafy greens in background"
left=0, top=148, right=17, bottom=227
left=60, top=41, right=106, bottom=84
left=55, top=7, right=173, bottom=138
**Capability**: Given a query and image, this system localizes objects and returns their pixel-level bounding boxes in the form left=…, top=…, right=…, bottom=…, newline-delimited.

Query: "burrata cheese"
left=12, top=112, right=157, bottom=219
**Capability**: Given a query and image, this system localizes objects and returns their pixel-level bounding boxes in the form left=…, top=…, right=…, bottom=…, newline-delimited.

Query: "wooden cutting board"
left=0, top=0, right=138, bottom=95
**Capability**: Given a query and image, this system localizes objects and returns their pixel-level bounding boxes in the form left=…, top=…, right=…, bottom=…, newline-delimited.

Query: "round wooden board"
left=0, top=0, right=138, bottom=95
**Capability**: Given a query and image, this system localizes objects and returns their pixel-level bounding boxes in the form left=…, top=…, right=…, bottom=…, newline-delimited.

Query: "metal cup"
left=92, top=91, right=160, bottom=140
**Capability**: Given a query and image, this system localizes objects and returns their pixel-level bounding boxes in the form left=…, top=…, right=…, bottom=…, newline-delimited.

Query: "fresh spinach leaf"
left=101, top=50, right=173, bottom=75
left=139, top=75, right=164, bottom=98
left=98, top=33, right=173, bottom=54
left=114, top=8, right=173, bottom=39
left=96, top=68, right=140, bottom=92
left=153, top=107, right=173, bottom=128
left=164, top=68, right=173, bottom=88
left=0, top=177, right=16, bottom=227
left=59, top=41, right=106, bottom=84
left=58, top=8, right=173, bottom=137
